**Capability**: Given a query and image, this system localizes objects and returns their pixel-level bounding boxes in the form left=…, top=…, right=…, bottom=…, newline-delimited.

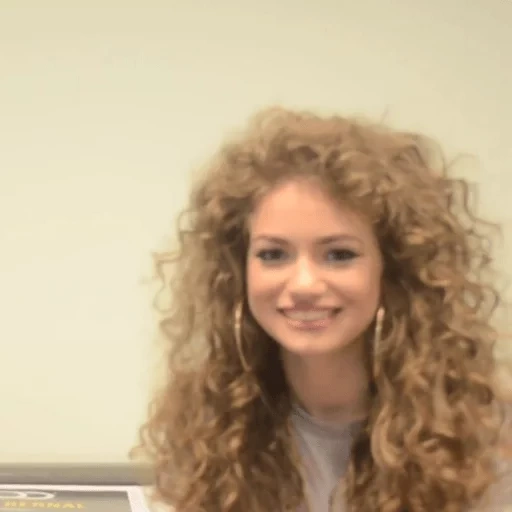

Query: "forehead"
left=249, top=179, right=373, bottom=239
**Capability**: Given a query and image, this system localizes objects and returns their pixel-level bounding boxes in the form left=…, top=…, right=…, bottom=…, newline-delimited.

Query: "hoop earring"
left=373, top=306, right=385, bottom=377
left=234, top=301, right=251, bottom=372
left=374, top=306, right=385, bottom=349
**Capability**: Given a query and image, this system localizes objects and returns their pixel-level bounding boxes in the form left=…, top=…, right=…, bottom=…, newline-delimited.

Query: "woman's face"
left=246, top=179, right=383, bottom=357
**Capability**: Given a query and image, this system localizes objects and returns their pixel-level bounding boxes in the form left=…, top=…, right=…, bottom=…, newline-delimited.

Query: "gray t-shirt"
left=290, top=404, right=512, bottom=511
left=290, top=404, right=358, bottom=511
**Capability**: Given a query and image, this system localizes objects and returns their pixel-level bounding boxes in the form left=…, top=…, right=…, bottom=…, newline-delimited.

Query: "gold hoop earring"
left=373, top=306, right=385, bottom=377
left=374, top=306, right=385, bottom=349
left=234, top=301, right=251, bottom=372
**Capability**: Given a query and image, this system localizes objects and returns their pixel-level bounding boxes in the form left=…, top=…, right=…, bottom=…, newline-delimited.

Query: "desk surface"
left=0, top=463, right=153, bottom=485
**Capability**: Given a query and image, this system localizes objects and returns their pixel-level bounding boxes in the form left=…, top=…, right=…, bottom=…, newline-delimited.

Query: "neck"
left=281, top=341, right=370, bottom=425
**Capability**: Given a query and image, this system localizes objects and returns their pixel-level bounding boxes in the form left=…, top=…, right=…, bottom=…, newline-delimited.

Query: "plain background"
left=0, top=0, right=511, bottom=463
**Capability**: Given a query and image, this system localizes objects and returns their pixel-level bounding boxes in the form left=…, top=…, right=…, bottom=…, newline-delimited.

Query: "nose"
left=287, top=257, right=326, bottom=298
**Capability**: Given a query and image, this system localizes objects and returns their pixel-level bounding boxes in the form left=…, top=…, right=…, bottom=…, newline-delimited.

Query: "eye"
left=326, top=249, right=358, bottom=262
left=256, top=248, right=286, bottom=262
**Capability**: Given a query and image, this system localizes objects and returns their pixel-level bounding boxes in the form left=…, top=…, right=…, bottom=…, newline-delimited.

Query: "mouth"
left=279, top=308, right=341, bottom=329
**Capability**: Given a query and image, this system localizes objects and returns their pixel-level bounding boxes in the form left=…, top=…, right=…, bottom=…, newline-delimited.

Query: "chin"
left=277, top=338, right=352, bottom=357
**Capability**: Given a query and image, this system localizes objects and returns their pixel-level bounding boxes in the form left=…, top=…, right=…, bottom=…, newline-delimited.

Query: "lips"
left=281, top=309, right=339, bottom=321
left=280, top=309, right=340, bottom=332
left=278, top=308, right=341, bottom=331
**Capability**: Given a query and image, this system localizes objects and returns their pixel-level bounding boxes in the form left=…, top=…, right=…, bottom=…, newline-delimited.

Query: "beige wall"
left=0, top=0, right=511, bottom=463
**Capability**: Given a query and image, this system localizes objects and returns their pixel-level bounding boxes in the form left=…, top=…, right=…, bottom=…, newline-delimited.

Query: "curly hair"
left=134, top=107, right=509, bottom=511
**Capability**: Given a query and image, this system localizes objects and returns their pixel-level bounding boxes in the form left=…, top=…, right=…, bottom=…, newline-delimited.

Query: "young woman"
left=135, top=107, right=511, bottom=511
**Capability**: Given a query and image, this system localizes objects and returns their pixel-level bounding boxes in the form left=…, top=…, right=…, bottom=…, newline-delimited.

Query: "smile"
left=279, top=308, right=341, bottom=330
left=281, top=309, right=339, bottom=321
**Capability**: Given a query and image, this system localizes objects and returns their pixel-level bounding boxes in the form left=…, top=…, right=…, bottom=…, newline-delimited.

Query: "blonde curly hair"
left=134, top=107, right=509, bottom=511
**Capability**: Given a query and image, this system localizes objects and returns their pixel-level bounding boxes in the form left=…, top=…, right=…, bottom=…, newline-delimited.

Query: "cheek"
left=246, top=261, right=283, bottom=324
left=246, top=261, right=267, bottom=302
left=341, top=264, right=381, bottom=304
left=366, top=265, right=383, bottom=307
left=246, top=262, right=272, bottom=326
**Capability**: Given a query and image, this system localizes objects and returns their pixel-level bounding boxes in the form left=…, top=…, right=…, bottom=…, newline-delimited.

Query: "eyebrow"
left=251, top=234, right=363, bottom=245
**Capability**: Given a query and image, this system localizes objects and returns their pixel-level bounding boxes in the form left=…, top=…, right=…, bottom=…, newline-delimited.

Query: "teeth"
left=284, top=310, right=333, bottom=321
